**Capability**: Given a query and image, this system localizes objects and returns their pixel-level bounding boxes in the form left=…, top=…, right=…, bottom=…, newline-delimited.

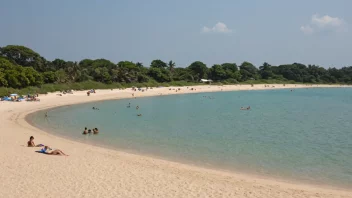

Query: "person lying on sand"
left=38, top=146, right=68, bottom=156
left=27, top=136, right=44, bottom=147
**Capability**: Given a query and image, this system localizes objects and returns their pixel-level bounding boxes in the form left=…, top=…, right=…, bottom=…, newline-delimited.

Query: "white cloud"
left=300, top=14, right=346, bottom=34
left=202, top=22, right=232, bottom=33
left=300, top=25, right=314, bottom=35
left=311, top=14, right=343, bottom=28
left=202, top=26, right=211, bottom=33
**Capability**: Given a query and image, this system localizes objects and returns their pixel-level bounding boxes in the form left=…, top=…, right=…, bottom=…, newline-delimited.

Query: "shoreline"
left=25, top=87, right=352, bottom=191
left=2, top=84, right=352, bottom=197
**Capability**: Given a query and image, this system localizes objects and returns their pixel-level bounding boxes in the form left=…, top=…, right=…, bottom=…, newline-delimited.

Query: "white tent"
left=200, top=79, right=213, bottom=83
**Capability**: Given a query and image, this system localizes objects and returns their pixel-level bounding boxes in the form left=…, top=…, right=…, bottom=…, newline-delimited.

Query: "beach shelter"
left=200, top=79, right=213, bottom=84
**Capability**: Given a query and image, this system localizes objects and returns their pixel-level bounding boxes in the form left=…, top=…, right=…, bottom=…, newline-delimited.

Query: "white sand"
left=1, top=84, right=351, bottom=198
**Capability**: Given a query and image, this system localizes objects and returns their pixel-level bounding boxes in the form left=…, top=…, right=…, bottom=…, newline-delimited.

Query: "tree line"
left=0, top=45, right=352, bottom=89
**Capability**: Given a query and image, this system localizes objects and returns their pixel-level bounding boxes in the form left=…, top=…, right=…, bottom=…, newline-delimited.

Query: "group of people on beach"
left=82, top=127, right=99, bottom=135
left=87, top=89, right=96, bottom=96
left=27, top=136, right=68, bottom=156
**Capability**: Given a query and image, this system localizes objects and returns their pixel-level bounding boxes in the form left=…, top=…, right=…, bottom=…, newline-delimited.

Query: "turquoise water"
left=30, top=88, right=352, bottom=187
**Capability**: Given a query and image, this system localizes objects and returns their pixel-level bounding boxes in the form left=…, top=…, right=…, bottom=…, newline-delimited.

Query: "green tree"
left=43, top=71, right=58, bottom=83
left=52, top=59, right=67, bottom=70
left=187, top=61, right=208, bottom=81
left=0, top=45, right=47, bottom=72
left=168, top=60, right=176, bottom=73
left=23, top=67, right=43, bottom=86
left=136, top=62, right=144, bottom=68
left=115, top=61, right=141, bottom=83
left=259, top=62, right=275, bottom=79
left=209, top=64, right=226, bottom=81
left=239, top=61, right=258, bottom=81
left=5, top=70, right=22, bottom=88
left=221, top=63, right=241, bottom=81
left=172, top=68, right=193, bottom=81
left=148, top=67, right=171, bottom=82
left=65, top=61, right=81, bottom=82
left=55, top=69, right=69, bottom=83
left=150, top=59, right=167, bottom=68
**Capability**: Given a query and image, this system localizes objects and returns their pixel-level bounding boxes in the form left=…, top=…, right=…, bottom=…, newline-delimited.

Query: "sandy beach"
left=1, top=84, right=351, bottom=198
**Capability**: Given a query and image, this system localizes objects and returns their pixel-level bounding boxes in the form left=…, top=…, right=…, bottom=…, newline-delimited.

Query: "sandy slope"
left=0, top=84, right=351, bottom=198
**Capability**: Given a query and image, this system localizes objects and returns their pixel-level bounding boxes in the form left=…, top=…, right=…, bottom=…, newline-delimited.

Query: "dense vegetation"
left=1, top=45, right=352, bottom=95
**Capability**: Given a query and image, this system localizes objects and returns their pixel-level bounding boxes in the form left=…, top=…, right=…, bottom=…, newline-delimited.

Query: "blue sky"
left=0, top=0, right=351, bottom=68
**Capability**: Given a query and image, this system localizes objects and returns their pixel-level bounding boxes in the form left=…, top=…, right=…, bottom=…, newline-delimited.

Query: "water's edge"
left=24, top=88, right=352, bottom=191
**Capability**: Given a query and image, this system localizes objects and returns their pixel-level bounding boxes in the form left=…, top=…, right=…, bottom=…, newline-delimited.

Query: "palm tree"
left=168, top=60, right=175, bottom=73
left=136, top=62, right=143, bottom=68
left=66, top=61, right=81, bottom=82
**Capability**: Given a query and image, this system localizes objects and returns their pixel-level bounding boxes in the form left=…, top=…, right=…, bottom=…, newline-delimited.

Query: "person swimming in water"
left=137, top=114, right=142, bottom=116
left=240, top=106, right=251, bottom=110
left=127, top=103, right=131, bottom=108
left=45, top=112, right=48, bottom=117
left=136, top=106, right=139, bottom=110
left=93, top=128, right=99, bottom=134
left=83, top=127, right=88, bottom=135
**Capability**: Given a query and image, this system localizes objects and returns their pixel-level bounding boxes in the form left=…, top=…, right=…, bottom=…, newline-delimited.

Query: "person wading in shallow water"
left=82, top=127, right=88, bottom=135
left=93, top=128, right=99, bottom=134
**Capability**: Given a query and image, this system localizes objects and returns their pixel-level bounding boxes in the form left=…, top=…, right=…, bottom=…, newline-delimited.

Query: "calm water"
left=30, top=88, right=352, bottom=187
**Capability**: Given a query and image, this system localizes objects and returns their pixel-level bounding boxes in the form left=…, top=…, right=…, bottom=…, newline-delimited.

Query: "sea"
left=29, top=88, right=352, bottom=188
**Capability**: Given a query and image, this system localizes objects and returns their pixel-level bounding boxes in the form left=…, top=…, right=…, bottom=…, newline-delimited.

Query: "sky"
left=0, top=0, right=351, bottom=68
